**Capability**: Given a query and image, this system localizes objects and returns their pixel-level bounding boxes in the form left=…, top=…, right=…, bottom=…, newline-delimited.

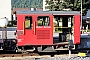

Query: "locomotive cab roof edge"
left=16, top=10, right=80, bottom=15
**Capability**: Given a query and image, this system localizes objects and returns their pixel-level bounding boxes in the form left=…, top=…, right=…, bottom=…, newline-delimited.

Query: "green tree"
left=46, top=0, right=90, bottom=15
left=11, top=0, right=43, bottom=9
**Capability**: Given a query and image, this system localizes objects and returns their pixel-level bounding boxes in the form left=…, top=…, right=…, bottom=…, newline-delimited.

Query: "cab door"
left=34, top=14, right=53, bottom=45
left=24, top=16, right=35, bottom=45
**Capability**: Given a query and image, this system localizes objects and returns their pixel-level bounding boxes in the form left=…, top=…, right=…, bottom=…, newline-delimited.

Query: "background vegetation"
left=11, top=0, right=90, bottom=15
left=46, top=0, right=90, bottom=15
left=11, top=0, right=43, bottom=9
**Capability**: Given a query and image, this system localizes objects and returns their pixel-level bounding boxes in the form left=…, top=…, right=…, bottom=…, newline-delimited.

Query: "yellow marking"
left=78, top=52, right=86, bottom=57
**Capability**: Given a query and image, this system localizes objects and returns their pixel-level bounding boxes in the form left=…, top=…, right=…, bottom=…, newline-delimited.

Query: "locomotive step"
left=55, top=48, right=68, bottom=50
left=55, top=48, right=75, bottom=50
left=54, top=42, right=69, bottom=45
left=26, top=48, right=35, bottom=52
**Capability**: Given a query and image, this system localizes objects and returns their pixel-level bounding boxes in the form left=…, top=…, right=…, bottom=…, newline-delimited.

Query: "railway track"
left=0, top=50, right=78, bottom=57
left=0, top=51, right=39, bottom=57
left=0, top=50, right=90, bottom=60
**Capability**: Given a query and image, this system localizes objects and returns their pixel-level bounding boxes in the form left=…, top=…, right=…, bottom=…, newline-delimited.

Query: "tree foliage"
left=46, top=0, right=90, bottom=15
left=11, top=0, right=43, bottom=9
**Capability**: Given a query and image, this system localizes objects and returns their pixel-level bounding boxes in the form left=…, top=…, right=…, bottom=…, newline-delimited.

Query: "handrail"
left=54, top=27, right=72, bottom=28
left=34, top=22, right=36, bottom=35
left=23, top=22, right=25, bottom=35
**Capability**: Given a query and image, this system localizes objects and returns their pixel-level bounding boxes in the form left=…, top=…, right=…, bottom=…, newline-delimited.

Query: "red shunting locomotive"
left=1, top=10, right=89, bottom=52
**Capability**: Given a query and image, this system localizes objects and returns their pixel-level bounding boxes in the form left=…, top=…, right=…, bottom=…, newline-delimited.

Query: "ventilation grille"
left=37, top=30, right=50, bottom=39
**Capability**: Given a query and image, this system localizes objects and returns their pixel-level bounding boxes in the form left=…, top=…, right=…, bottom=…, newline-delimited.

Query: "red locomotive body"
left=15, top=11, right=81, bottom=52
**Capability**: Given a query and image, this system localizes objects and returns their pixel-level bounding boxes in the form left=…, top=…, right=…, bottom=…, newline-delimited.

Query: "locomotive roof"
left=16, top=10, right=80, bottom=15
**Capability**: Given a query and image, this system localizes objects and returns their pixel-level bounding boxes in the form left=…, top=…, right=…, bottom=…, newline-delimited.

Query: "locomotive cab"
left=53, top=15, right=74, bottom=43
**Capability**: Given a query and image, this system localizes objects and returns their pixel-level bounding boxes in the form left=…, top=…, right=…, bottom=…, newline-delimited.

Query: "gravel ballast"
left=0, top=55, right=90, bottom=60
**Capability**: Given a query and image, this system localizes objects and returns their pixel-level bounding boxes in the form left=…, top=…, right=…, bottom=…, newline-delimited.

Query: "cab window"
left=25, top=16, right=32, bottom=29
left=37, top=16, right=50, bottom=26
